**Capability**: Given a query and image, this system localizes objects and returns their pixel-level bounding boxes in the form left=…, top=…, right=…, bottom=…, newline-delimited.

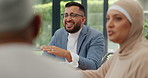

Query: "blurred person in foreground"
left=41, top=2, right=106, bottom=70
left=0, top=0, right=82, bottom=78
left=82, top=0, right=148, bottom=78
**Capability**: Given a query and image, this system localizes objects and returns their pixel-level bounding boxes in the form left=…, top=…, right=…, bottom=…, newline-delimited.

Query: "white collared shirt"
left=66, top=28, right=82, bottom=67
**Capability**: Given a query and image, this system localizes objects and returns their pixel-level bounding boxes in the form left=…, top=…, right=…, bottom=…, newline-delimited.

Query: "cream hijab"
left=109, top=0, right=147, bottom=56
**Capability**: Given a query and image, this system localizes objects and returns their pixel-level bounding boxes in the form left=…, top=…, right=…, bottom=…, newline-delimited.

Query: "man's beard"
left=64, top=22, right=82, bottom=33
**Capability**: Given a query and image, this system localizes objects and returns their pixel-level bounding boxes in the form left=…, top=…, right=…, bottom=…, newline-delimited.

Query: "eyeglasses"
left=61, top=13, right=83, bottom=18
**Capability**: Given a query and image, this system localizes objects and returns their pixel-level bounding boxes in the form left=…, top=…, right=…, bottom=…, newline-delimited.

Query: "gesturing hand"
left=40, top=45, right=72, bottom=62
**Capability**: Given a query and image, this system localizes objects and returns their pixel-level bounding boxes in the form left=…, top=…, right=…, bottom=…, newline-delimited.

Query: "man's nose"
left=65, top=16, right=73, bottom=21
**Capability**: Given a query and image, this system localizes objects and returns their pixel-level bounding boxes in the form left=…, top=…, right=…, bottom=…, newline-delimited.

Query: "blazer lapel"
left=77, top=25, right=88, bottom=54
left=63, top=30, right=68, bottom=50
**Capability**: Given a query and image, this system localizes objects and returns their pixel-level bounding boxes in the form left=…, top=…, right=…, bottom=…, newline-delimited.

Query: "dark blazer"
left=42, top=25, right=106, bottom=70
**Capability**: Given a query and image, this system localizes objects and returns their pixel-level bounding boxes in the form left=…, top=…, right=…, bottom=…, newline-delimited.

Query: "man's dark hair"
left=65, top=2, right=85, bottom=14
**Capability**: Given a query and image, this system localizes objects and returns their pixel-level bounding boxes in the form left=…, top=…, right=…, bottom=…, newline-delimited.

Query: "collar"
left=68, top=27, right=82, bottom=39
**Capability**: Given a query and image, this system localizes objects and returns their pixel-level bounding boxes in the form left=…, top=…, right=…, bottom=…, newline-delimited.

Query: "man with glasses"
left=41, top=2, right=106, bottom=70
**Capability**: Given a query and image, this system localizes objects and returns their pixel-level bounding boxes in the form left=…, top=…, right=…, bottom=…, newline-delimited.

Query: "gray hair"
left=0, top=0, right=34, bottom=32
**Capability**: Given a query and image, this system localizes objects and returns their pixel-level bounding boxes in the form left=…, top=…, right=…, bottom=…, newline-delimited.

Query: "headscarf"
left=108, top=0, right=146, bottom=56
left=0, top=0, right=34, bottom=33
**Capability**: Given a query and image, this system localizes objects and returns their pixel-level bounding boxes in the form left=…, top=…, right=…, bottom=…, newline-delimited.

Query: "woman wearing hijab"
left=82, top=0, right=148, bottom=78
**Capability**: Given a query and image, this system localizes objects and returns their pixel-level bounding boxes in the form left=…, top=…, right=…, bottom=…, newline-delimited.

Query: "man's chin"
left=65, top=26, right=80, bottom=33
left=66, top=30, right=73, bottom=33
left=66, top=27, right=73, bottom=31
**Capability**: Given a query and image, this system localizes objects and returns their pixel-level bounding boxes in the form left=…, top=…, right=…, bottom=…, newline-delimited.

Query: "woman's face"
left=106, top=10, right=131, bottom=44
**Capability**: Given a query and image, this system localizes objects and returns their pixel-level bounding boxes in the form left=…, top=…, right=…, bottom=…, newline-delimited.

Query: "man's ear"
left=82, top=17, right=86, bottom=25
left=32, top=14, right=41, bottom=39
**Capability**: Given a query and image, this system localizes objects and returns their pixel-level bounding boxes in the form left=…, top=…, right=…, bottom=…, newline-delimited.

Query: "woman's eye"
left=115, top=17, right=122, bottom=20
left=106, top=17, right=110, bottom=21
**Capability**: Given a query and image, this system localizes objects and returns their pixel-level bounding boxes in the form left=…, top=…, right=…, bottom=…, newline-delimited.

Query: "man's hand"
left=40, top=46, right=72, bottom=62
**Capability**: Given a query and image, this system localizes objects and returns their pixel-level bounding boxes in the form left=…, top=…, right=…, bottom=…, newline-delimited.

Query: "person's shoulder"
left=39, top=57, right=83, bottom=78
left=30, top=54, right=83, bottom=78
left=55, top=28, right=65, bottom=32
left=84, top=25, right=103, bottom=38
left=130, top=48, right=148, bottom=77
left=54, top=28, right=66, bottom=34
left=135, top=40, right=148, bottom=58
left=133, top=45, right=148, bottom=62
left=85, top=25, right=102, bottom=34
